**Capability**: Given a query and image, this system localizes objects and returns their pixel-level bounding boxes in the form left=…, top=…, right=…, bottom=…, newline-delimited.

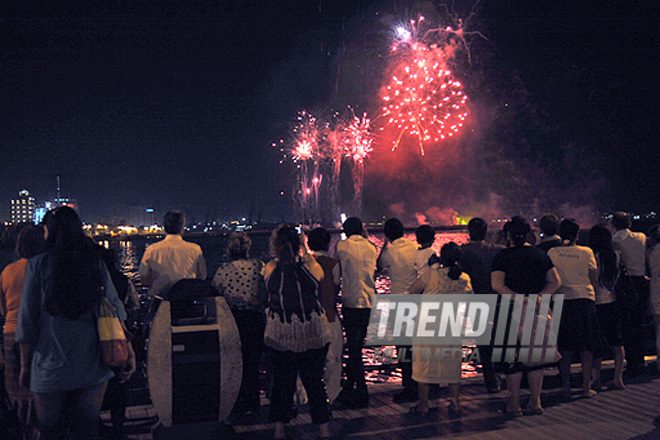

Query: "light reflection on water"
left=118, top=241, right=140, bottom=283
left=100, top=230, right=480, bottom=383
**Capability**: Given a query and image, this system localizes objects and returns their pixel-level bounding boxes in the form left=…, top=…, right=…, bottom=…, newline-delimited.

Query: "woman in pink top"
left=0, top=225, right=45, bottom=437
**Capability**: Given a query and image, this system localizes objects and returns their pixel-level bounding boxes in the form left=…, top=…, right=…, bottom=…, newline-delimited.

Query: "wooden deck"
left=106, top=362, right=660, bottom=440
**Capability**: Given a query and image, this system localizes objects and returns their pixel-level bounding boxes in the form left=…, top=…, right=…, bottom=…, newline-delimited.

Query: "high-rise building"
left=11, top=190, right=36, bottom=224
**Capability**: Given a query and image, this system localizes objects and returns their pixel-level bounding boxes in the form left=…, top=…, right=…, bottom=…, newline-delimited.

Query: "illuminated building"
left=10, top=190, right=36, bottom=224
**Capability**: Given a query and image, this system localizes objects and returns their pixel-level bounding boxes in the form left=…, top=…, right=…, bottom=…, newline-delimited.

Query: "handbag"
left=97, top=297, right=129, bottom=367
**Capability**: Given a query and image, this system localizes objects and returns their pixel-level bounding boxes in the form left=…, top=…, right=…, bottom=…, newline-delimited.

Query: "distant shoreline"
left=92, top=224, right=469, bottom=242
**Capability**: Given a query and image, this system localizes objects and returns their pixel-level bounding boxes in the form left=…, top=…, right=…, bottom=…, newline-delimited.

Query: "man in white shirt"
left=612, top=211, right=649, bottom=375
left=139, top=210, right=207, bottom=297
left=335, top=217, right=377, bottom=408
left=377, top=218, right=418, bottom=402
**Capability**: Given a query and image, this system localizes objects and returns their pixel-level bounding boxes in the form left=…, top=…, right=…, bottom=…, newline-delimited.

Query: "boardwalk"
left=108, top=364, right=660, bottom=440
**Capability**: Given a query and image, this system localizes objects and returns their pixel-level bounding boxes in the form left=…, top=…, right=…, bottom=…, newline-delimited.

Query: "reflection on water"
left=97, top=230, right=481, bottom=383
left=100, top=230, right=470, bottom=286
left=118, top=241, right=141, bottom=282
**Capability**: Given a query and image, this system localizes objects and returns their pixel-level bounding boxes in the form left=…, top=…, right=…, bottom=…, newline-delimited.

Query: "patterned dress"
left=412, top=267, right=473, bottom=385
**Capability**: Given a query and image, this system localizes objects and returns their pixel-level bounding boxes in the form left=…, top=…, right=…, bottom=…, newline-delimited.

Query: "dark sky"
left=1, top=0, right=658, bottom=223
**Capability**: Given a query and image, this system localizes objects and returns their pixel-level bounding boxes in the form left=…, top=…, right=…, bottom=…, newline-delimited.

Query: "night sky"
left=1, top=1, right=658, bottom=224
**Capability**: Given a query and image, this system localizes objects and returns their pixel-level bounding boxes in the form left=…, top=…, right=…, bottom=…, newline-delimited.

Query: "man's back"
left=613, top=229, right=647, bottom=276
left=139, top=234, right=207, bottom=297
left=336, top=235, right=377, bottom=308
left=461, top=241, right=504, bottom=295
left=378, top=238, right=418, bottom=294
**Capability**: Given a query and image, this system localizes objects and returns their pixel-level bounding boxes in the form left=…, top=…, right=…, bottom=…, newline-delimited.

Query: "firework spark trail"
left=436, top=0, right=492, bottom=65
left=278, top=108, right=376, bottom=221
left=285, top=111, right=325, bottom=221
left=342, top=110, right=374, bottom=210
left=324, top=120, right=345, bottom=218
left=379, top=16, right=470, bottom=155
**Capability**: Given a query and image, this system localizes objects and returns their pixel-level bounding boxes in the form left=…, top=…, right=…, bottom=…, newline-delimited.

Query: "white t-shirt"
left=613, top=229, right=647, bottom=276
left=548, top=245, right=597, bottom=301
left=378, top=237, right=418, bottom=295
left=415, top=247, right=437, bottom=279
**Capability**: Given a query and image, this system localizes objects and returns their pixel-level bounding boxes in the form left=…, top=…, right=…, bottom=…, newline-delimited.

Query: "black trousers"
left=232, top=309, right=265, bottom=414
left=268, top=345, right=330, bottom=425
left=477, top=345, right=500, bottom=391
left=342, top=308, right=371, bottom=390
left=617, top=276, right=650, bottom=370
left=396, top=346, right=417, bottom=393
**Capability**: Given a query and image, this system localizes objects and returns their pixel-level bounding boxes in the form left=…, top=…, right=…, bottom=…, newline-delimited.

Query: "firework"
left=343, top=111, right=374, bottom=164
left=291, top=110, right=321, bottom=162
left=341, top=111, right=373, bottom=211
left=380, top=17, right=469, bottom=155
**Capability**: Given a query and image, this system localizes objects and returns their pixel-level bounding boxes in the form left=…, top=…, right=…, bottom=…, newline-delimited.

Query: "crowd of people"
left=1, top=207, right=660, bottom=439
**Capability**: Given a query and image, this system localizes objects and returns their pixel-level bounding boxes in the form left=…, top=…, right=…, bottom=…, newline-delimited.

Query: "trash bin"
left=147, top=279, right=242, bottom=429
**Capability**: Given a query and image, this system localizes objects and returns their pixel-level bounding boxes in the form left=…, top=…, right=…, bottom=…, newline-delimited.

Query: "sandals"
left=524, top=406, right=544, bottom=416
left=499, top=404, right=523, bottom=417
left=580, top=389, right=597, bottom=399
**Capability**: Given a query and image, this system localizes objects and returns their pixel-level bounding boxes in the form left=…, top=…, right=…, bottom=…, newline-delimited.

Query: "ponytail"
left=439, top=242, right=463, bottom=280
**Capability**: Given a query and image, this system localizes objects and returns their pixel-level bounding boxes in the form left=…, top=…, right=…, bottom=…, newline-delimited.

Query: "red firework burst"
left=381, top=41, right=468, bottom=155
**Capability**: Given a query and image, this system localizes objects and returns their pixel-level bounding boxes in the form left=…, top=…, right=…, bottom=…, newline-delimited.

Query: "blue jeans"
left=34, top=381, right=108, bottom=440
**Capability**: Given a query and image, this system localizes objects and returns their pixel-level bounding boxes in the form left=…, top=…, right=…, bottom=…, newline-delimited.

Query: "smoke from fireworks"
left=379, top=16, right=469, bottom=155
left=276, top=11, right=485, bottom=221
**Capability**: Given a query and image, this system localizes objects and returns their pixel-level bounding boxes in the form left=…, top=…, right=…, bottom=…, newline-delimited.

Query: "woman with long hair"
left=408, top=242, right=473, bottom=416
left=549, top=219, right=600, bottom=399
left=0, top=225, right=45, bottom=438
left=589, top=224, right=626, bottom=389
left=491, top=216, right=561, bottom=415
left=16, top=207, right=135, bottom=439
left=264, top=225, right=332, bottom=439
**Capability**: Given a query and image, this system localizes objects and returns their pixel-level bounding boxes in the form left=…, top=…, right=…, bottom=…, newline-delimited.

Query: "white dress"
left=412, top=268, right=473, bottom=385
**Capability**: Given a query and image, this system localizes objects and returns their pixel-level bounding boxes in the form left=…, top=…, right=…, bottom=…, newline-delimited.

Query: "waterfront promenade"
left=107, top=361, right=660, bottom=440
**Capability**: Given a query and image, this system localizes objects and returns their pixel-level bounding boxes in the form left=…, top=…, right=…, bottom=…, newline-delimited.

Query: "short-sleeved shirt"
left=336, top=235, right=377, bottom=309
left=491, top=246, right=554, bottom=295
left=312, top=253, right=339, bottom=322
left=16, top=253, right=127, bottom=393
left=414, top=247, right=437, bottom=278
left=212, top=259, right=264, bottom=311
left=548, top=245, right=597, bottom=301
left=378, top=238, right=418, bottom=294
left=613, top=229, right=647, bottom=276
left=0, top=258, right=28, bottom=334
left=461, top=241, right=505, bottom=296
left=139, top=234, right=207, bottom=297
